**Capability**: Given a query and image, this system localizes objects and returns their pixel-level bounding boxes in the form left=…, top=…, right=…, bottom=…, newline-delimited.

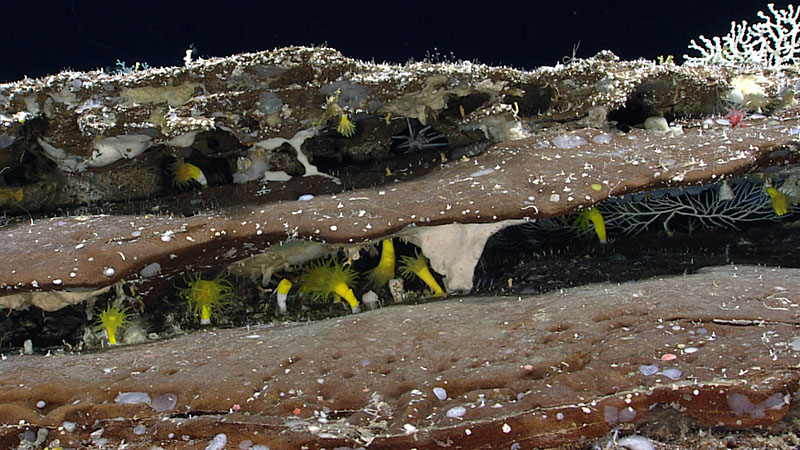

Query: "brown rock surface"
left=1, top=264, right=799, bottom=449
left=0, top=47, right=736, bottom=166
left=2, top=112, right=799, bottom=308
left=2, top=45, right=800, bottom=449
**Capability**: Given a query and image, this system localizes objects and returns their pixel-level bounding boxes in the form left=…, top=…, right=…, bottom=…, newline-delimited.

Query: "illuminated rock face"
left=0, top=45, right=797, bottom=302
left=1, top=111, right=797, bottom=307
left=1, top=265, right=799, bottom=448
left=1, top=47, right=800, bottom=448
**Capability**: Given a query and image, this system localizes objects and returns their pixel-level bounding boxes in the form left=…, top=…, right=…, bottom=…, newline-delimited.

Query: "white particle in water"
left=103, top=267, right=115, bottom=277
left=433, top=387, right=447, bottom=400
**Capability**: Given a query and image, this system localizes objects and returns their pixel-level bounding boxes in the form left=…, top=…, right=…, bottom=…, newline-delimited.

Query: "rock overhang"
left=1, top=265, right=799, bottom=448
left=1, top=111, right=800, bottom=309
left=0, top=46, right=790, bottom=213
left=0, top=47, right=799, bottom=329
left=2, top=44, right=800, bottom=448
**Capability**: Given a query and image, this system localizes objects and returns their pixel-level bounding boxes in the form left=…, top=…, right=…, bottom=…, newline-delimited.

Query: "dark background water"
left=0, top=1, right=791, bottom=82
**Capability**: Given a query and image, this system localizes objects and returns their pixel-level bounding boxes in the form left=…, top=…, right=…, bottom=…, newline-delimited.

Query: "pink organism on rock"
left=726, top=107, right=746, bottom=127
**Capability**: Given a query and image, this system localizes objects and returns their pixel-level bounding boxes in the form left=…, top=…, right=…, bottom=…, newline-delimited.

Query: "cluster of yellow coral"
left=293, top=239, right=443, bottom=314
left=163, top=238, right=445, bottom=328
left=95, top=178, right=790, bottom=340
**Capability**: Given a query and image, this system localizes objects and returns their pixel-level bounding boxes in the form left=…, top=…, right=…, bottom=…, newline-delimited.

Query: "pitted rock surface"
left=1, top=112, right=799, bottom=308
left=2, top=45, right=800, bottom=449
left=1, top=265, right=798, bottom=449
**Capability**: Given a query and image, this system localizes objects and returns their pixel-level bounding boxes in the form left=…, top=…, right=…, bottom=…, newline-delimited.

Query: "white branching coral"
left=684, top=3, right=800, bottom=68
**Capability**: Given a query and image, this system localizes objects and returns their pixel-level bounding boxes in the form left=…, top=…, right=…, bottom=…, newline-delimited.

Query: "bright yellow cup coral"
left=276, top=278, right=293, bottom=314
left=398, top=251, right=444, bottom=297
left=766, top=187, right=789, bottom=216
left=299, top=258, right=360, bottom=312
left=171, top=159, right=208, bottom=189
left=366, top=239, right=396, bottom=288
left=337, top=114, right=356, bottom=137
left=177, top=273, right=234, bottom=324
left=574, top=206, right=607, bottom=243
left=95, top=303, right=131, bottom=345
left=0, top=187, right=23, bottom=206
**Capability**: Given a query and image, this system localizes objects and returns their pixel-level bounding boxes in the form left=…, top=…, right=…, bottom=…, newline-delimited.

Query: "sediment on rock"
left=2, top=46, right=800, bottom=449
left=1, top=265, right=798, bottom=449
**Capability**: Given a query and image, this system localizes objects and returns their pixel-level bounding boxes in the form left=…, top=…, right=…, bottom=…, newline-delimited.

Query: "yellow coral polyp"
left=178, top=273, right=234, bottom=324
left=337, top=114, right=356, bottom=137
left=299, top=258, right=360, bottom=311
left=575, top=206, right=607, bottom=243
left=0, top=187, right=23, bottom=205
left=95, top=303, right=131, bottom=345
left=398, top=251, right=444, bottom=297
left=366, top=239, right=396, bottom=288
left=171, top=159, right=207, bottom=189
left=766, top=187, right=789, bottom=216
left=276, top=278, right=293, bottom=313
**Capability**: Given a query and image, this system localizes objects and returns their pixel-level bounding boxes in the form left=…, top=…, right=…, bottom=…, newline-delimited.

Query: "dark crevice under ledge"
left=1, top=112, right=799, bottom=303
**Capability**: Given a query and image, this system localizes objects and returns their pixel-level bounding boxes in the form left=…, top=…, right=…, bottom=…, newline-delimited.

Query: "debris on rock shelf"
left=1, top=41, right=800, bottom=449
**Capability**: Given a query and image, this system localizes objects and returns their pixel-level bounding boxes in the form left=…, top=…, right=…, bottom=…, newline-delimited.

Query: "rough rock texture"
left=1, top=45, right=799, bottom=308
left=1, top=265, right=799, bottom=449
left=2, top=46, right=800, bottom=449
left=0, top=47, right=793, bottom=216
left=0, top=46, right=747, bottom=171
left=1, top=111, right=799, bottom=309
